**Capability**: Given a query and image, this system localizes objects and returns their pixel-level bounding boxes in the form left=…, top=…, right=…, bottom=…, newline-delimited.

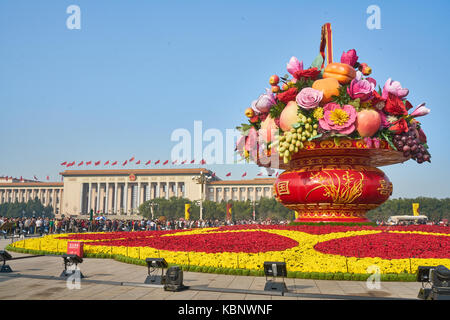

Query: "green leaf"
left=381, top=131, right=396, bottom=150
left=310, top=54, right=324, bottom=70
left=308, top=133, right=322, bottom=141
left=292, top=123, right=301, bottom=129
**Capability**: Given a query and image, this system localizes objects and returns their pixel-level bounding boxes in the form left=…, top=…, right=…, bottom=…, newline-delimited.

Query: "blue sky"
left=1, top=0, right=449, bottom=198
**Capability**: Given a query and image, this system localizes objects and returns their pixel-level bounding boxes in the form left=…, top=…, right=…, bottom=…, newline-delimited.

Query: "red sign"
left=67, top=241, right=84, bottom=257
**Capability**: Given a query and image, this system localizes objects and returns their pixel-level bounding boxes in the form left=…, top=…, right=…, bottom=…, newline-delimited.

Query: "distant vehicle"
left=387, top=215, right=428, bottom=225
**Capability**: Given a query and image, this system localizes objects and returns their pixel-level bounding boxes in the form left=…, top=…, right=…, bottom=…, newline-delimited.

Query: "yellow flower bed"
left=9, top=227, right=450, bottom=275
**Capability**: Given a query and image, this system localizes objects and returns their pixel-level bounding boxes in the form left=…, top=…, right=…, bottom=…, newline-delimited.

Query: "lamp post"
left=192, top=171, right=212, bottom=221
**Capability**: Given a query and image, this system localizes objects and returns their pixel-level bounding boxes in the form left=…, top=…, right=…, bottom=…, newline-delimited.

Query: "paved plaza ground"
left=0, top=238, right=423, bottom=300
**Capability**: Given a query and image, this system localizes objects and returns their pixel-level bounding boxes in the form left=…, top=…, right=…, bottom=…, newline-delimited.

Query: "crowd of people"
left=0, top=215, right=290, bottom=238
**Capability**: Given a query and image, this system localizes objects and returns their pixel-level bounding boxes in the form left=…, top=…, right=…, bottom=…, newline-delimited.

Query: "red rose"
left=389, top=118, right=409, bottom=134
left=293, top=67, right=321, bottom=80
left=276, top=87, right=298, bottom=104
left=384, top=93, right=408, bottom=116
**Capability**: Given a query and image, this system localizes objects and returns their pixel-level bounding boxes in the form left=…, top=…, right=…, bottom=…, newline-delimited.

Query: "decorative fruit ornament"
left=244, top=108, right=254, bottom=118
left=358, top=63, right=372, bottom=76
left=279, top=101, right=300, bottom=131
left=356, top=109, right=381, bottom=137
left=269, top=75, right=279, bottom=85
left=281, top=83, right=289, bottom=91
left=323, top=62, right=356, bottom=84
left=271, top=85, right=280, bottom=93
left=312, top=78, right=340, bottom=104
left=259, top=115, right=279, bottom=143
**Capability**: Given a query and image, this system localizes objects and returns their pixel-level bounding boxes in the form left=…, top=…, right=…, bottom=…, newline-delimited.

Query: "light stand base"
left=264, top=280, right=288, bottom=294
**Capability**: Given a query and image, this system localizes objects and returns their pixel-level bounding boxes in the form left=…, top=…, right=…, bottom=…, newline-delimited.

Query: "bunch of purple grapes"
left=392, top=126, right=431, bottom=164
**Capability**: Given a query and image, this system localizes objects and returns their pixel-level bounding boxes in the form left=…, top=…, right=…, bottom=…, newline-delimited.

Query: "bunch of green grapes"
left=276, top=116, right=318, bottom=164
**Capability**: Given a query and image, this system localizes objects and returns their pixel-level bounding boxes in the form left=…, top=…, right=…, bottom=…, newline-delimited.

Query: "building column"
left=136, top=183, right=141, bottom=211
left=80, top=184, right=84, bottom=214
left=117, top=184, right=122, bottom=214
left=124, top=183, right=129, bottom=215
left=114, top=183, right=118, bottom=214
left=104, top=183, right=109, bottom=214
left=87, top=183, right=92, bottom=213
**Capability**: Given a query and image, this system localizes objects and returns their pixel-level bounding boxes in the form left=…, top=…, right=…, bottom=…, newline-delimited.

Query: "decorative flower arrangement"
left=8, top=225, right=449, bottom=278
left=236, top=49, right=431, bottom=165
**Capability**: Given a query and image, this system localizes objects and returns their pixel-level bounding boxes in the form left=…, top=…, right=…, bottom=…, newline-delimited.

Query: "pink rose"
left=347, top=72, right=376, bottom=102
left=296, top=88, right=323, bottom=110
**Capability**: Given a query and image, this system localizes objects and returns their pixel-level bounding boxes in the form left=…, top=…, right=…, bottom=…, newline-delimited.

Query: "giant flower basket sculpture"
left=236, top=24, right=431, bottom=222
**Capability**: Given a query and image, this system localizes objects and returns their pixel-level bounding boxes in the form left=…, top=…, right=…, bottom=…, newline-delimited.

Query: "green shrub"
left=287, top=271, right=296, bottom=278
left=334, top=273, right=344, bottom=280
left=318, top=273, right=326, bottom=280
left=302, top=272, right=311, bottom=279
left=242, top=269, right=250, bottom=276
left=325, top=273, right=334, bottom=280
left=310, top=272, right=320, bottom=279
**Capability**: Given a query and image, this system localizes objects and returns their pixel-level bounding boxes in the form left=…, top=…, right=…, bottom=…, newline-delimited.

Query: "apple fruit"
left=356, top=109, right=381, bottom=137
left=245, top=107, right=254, bottom=118
left=269, top=75, right=279, bottom=85
left=280, top=101, right=300, bottom=131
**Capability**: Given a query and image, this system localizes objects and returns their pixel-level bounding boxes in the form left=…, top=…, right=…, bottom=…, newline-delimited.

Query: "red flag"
left=211, top=172, right=216, bottom=178
left=86, top=161, right=92, bottom=165
left=34, top=176, right=38, bottom=180
left=95, top=161, right=101, bottom=166
left=257, top=172, right=263, bottom=176
left=122, top=160, right=128, bottom=166
left=155, top=160, right=160, bottom=165
left=129, top=156, right=135, bottom=162
left=145, top=160, right=151, bottom=165
left=66, top=162, right=71, bottom=167
left=60, top=161, right=67, bottom=166
left=104, top=160, right=110, bottom=165
left=112, top=161, right=118, bottom=166
left=78, top=161, right=84, bottom=166
left=46, top=176, right=49, bottom=181
left=190, top=160, right=195, bottom=164
left=181, top=160, right=187, bottom=164
left=5, top=176, right=8, bottom=181
left=172, top=160, right=177, bottom=165
left=242, top=172, right=247, bottom=178
left=163, top=160, right=169, bottom=165
left=226, top=172, right=231, bottom=177
left=200, top=159, right=206, bottom=165
left=136, top=160, right=141, bottom=165
left=20, top=176, right=24, bottom=182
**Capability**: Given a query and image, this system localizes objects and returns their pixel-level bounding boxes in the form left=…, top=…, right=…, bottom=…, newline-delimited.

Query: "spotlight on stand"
left=164, top=266, right=187, bottom=292
left=417, top=265, right=450, bottom=300
left=263, top=261, right=288, bottom=294
left=60, top=254, right=85, bottom=278
left=145, top=258, right=168, bottom=285
left=0, top=250, right=13, bottom=273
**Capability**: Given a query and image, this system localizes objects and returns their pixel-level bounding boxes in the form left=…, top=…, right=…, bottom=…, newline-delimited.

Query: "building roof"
left=209, top=178, right=276, bottom=185
left=0, top=182, right=64, bottom=188
left=60, top=168, right=213, bottom=176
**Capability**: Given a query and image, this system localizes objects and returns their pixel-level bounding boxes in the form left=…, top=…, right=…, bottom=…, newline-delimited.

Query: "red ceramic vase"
left=267, top=139, right=407, bottom=222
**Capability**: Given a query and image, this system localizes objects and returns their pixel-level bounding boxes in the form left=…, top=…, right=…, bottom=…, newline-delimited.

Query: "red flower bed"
left=314, top=232, right=450, bottom=259
left=208, top=224, right=450, bottom=235
left=84, top=231, right=298, bottom=253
